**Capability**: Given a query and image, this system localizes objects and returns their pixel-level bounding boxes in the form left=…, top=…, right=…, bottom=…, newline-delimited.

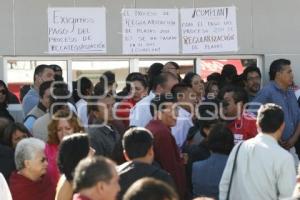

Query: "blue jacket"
left=192, top=153, right=228, bottom=199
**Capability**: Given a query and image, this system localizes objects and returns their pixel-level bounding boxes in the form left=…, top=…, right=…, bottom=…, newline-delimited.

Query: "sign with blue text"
left=122, top=9, right=179, bottom=54
left=181, top=7, right=238, bottom=53
left=48, top=7, right=106, bottom=53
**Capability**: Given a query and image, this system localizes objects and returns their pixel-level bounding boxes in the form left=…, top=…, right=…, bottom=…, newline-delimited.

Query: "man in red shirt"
left=220, top=86, right=258, bottom=144
left=145, top=93, right=186, bottom=199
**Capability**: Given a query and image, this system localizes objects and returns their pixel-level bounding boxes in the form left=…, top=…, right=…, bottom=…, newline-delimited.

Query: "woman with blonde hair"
left=45, top=110, right=84, bottom=186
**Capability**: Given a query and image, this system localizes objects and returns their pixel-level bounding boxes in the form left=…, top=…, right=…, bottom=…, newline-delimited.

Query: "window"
left=3, top=56, right=262, bottom=101
left=199, top=58, right=258, bottom=81
left=5, top=60, right=67, bottom=101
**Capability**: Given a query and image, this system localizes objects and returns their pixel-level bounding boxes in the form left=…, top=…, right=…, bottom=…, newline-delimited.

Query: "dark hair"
left=73, top=156, right=115, bottom=192
left=123, top=177, right=179, bottom=200
left=147, top=63, right=164, bottom=90
left=72, top=81, right=80, bottom=103
left=152, top=72, right=177, bottom=91
left=0, top=118, right=11, bottom=143
left=269, top=59, right=291, bottom=81
left=182, top=72, right=198, bottom=87
left=171, top=83, right=192, bottom=97
left=33, top=64, right=53, bottom=82
left=0, top=80, right=9, bottom=106
left=165, top=61, right=180, bottom=69
left=196, top=99, right=219, bottom=137
left=122, top=127, right=153, bottom=159
left=94, top=81, right=105, bottom=96
left=2, top=122, right=31, bottom=148
left=221, top=64, right=237, bottom=77
left=221, top=85, right=248, bottom=104
left=207, top=72, right=221, bottom=83
left=207, top=122, right=234, bottom=155
left=94, top=81, right=113, bottom=97
left=20, top=85, right=31, bottom=102
left=99, top=71, right=115, bottom=86
left=39, top=81, right=53, bottom=98
left=205, top=81, right=219, bottom=97
left=131, top=74, right=148, bottom=89
left=150, top=93, right=177, bottom=117
left=78, top=77, right=93, bottom=96
left=242, top=65, right=261, bottom=81
left=54, top=74, right=64, bottom=82
left=49, top=64, right=62, bottom=73
left=120, top=73, right=148, bottom=96
left=257, top=103, right=284, bottom=133
left=57, top=133, right=90, bottom=181
left=49, top=82, right=70, bottom=114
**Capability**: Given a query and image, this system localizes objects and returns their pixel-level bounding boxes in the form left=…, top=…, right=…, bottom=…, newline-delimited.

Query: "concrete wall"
left=1, top=0, right=300, bottom=83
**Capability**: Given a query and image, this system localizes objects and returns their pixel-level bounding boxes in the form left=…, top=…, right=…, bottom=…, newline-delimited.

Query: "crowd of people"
left=0, top=59, right=300, bottom=200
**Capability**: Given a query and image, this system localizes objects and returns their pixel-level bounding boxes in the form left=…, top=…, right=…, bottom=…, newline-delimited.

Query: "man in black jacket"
left=87, top=92, right=120, bottom=158
left=117, top=127, right=175, bottom=200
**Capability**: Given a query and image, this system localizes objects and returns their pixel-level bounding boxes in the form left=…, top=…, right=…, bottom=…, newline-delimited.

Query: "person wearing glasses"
left=9, top=138, right=55, bottom=200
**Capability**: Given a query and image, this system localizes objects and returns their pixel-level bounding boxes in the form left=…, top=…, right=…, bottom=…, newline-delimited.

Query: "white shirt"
left=76, top=99, right=88, bottom=127
left=0, top=173, right=12, bottom=200
left=171, top=107, right=193, bottom=149
left=129, top=91, right=156, bottom=127
left=219, top=133, right=296, bottom=200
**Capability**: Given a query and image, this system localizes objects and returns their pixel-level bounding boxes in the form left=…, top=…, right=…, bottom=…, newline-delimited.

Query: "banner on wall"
left=122, top=9, right=179, bottom=54
left=48, top=7, right=106, bottom=53
left=181, top=7, right=238, bottom=53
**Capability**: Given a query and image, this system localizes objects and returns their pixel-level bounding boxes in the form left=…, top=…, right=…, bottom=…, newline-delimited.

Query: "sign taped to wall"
left=122, top=9, right=179, bottom=54
left=181, top=7, right=238, bottom=53
left=48, top=7, right=106, bottom=53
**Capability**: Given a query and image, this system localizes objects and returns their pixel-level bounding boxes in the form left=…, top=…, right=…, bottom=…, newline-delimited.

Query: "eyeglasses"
left=0, top=89, right=7, bottom=95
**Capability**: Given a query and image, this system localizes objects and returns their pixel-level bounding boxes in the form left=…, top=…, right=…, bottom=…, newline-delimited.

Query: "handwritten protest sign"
left=181, top=7, right=238, bottom=53
left=48, top=7, right=106, bottom=53
left=122, top=9, right=179, bottom=54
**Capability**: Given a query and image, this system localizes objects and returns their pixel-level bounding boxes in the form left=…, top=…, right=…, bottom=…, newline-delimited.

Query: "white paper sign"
left=48, top=7, right=106, bottom=53
left=181, top=7, right=238, bottom=53
left=122, top=9, right=179, bottom=54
